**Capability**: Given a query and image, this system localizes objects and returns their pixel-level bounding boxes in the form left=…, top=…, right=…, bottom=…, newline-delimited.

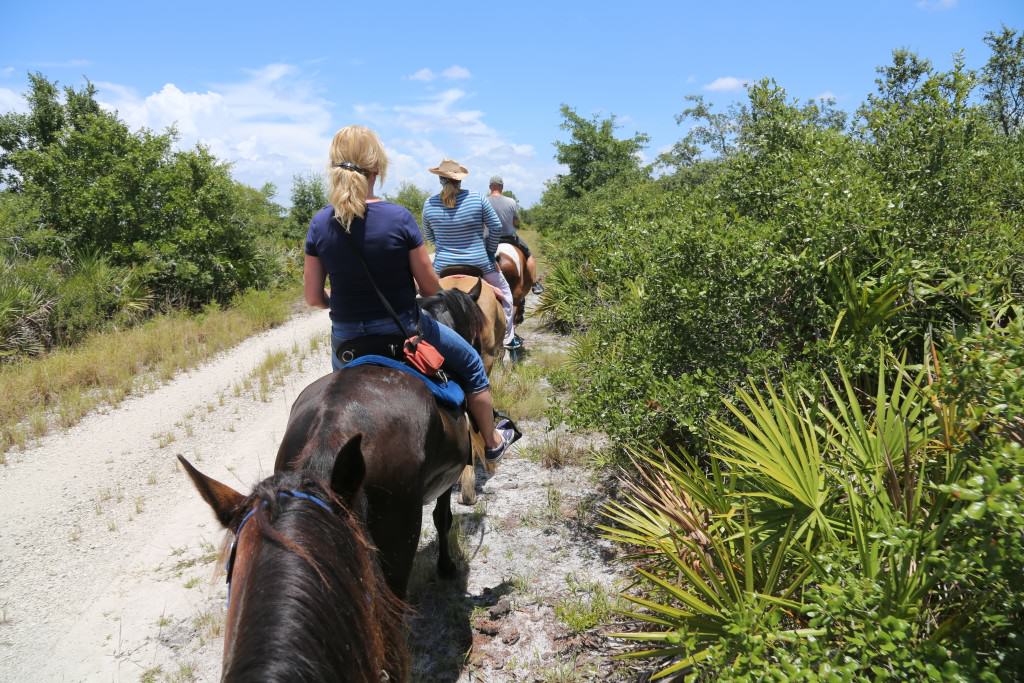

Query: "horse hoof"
left=438, top=559, right=458, bottom=580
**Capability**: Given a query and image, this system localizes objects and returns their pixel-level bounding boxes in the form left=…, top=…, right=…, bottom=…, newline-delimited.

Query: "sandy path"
left=0, top=299, right=633, bottom=682
left=0, top=309, right=333, bottom=681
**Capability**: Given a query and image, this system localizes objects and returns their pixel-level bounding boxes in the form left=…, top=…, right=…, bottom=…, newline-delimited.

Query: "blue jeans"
left=330, top=309, right=490, bottom=394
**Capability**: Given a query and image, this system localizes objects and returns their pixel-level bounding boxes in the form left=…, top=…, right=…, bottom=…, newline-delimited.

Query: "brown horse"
left=178, top=288, right=482, bottom=678
left=436, top=266, right=507, bottom=506
left=496, top=241, right=535, bottom=328
left=178, top=441, right=409, bottom=682
left=275, top=287, right=483, bottom=599
left=438, top=268, right=506, bottom=372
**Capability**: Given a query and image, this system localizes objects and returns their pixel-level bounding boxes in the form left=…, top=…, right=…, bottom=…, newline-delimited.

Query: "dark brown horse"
left=496, top=241, right=535, bottom=327
left=178, top=439, right=409, bottom=682
left=275, top=287, right=484, bottom=599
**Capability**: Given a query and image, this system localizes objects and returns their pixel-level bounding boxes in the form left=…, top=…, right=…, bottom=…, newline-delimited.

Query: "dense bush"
left=534, top=29, right=1024, bottom=679
left=542, top=45, right=1023, bottom=454
left=604, top=320, right=1023, bottom=680
left=0, top=74, right=297, bottom=360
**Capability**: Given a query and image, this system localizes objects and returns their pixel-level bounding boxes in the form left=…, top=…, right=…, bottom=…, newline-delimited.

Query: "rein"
left=225, top=489, right=334, bottom=604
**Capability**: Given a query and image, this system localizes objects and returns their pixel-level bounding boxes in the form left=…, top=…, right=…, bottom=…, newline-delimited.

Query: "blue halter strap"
left=224, top=489, right=334, bottom=604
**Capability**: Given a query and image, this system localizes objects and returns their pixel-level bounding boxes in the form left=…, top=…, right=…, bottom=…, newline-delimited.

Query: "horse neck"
left=422, top=290, right=483, bottom=343
left=223, top=504, right=407, bottom=682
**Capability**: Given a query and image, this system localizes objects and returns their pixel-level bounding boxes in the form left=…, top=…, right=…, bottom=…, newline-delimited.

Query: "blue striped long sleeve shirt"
left=421, top=190, right=502, bottom=274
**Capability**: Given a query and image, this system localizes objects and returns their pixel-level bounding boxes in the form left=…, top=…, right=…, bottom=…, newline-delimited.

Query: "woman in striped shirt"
left=421, top=159, right=516, bottom=347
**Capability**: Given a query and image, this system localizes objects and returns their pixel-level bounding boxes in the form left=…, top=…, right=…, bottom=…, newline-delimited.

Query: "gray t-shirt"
left=487, top=194, right=519, bottom=237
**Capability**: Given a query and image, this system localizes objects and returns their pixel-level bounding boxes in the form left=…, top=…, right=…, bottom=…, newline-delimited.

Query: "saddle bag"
left=403, top=335, right=445, bottom=376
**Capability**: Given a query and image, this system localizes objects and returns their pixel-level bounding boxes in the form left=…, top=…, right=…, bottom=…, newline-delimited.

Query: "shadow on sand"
left=404, top=501, right=513, bottom=682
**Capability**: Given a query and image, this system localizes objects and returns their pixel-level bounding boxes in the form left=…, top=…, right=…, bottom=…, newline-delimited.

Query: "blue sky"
left=1, top=1, right=1019, bottom=206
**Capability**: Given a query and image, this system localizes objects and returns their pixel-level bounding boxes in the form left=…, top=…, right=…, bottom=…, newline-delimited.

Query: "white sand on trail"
left=0, top=309, right=333, bottom=681
left=0, top=300, right=634, bottom=682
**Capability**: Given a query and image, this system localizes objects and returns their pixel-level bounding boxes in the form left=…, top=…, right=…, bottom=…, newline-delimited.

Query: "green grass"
left=489, top=361, right=549, bottom=421
left=0, top=286, right=300, bottom=459
left=554, top=575, right=616, bottom=633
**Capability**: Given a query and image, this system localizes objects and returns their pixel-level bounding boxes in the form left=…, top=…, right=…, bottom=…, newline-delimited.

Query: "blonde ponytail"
left=441, top=179, right=461, bottom=208
left=327, top=126, right=388, bottom=231
left=328, top=167, right=368, bottom=232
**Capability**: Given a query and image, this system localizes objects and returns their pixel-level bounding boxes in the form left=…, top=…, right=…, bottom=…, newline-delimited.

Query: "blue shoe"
left=484, top=426, right=516, bottom=464
left=532, top=282, right=545, bottom=295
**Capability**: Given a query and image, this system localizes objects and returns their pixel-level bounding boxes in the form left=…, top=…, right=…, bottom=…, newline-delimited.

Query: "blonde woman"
left=421, top=159, right=516, bottom=348
left=304, top=127, right=515, bottom=462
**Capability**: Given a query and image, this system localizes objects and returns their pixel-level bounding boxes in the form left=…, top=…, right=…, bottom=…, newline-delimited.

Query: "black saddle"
left=438, top=264, right=486, bottom=278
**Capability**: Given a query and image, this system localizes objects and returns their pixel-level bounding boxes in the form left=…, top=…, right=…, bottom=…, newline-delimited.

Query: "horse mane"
left=224, top=471, right=408, bottom=682
left=419, top=288, right=485, bottom=344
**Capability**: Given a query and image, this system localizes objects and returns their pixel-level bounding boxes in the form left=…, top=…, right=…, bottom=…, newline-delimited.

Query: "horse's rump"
left=276, top=366, right=468, bottom=501
left=496, top=242, right=523, bottom=279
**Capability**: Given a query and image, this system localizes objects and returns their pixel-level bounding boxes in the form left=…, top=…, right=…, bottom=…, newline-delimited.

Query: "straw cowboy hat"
left=429, top=159, right=469, bottom=181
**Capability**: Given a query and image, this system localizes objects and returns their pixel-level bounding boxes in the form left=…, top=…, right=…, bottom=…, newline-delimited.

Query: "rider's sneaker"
left=484, top=425, right=516, bottom=465
left=531, top=281, right=545, bottom=295
left=505, top=336, right=524, bottom=351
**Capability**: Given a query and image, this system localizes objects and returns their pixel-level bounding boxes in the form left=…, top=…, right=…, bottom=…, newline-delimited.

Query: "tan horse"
left=438, top=266, right=506, bottom=505
left=496, top=242, right=535, bottom=327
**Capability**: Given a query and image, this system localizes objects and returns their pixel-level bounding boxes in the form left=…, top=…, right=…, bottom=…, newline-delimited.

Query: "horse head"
left=178, top=435, right=408, bottom=681
left=418, top=288, right=485, bottom=347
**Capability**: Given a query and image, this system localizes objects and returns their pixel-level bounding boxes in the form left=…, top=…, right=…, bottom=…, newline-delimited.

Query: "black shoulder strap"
left=338, top=221, right=417, bottom=339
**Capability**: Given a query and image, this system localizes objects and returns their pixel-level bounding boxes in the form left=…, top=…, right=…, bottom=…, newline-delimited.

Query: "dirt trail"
left=0, top=301, right=632, bottom=682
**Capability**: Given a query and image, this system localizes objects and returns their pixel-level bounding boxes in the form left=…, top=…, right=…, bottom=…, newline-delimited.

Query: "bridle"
left=224, top=489, right=334, bottom=605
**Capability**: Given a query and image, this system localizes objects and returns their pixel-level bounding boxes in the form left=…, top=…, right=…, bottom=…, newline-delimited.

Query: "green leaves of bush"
left=606, top=344, right=1024, bottom=680
left=1, top=74, right=295, bottom=359
left=535, top=30, right=1024, bottom=679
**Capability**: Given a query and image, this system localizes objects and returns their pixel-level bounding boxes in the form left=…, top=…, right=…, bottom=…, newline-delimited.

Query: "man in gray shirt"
left=487, top=175, right=542, bottom=294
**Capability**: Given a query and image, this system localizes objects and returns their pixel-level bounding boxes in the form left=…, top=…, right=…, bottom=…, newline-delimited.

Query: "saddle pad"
left=342, top=355, right=465, bottom=408
left=496, top=243, right=523, bottom=279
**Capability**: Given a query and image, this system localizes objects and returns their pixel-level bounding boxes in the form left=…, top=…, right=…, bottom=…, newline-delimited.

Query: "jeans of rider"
left=330, top=309, right=490, bottom=393
left=483, top=270, right=515, bottom=345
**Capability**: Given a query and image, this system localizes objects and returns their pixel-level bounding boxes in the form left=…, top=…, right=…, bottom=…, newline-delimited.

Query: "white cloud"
left=72, top=63, right=552, bottom=206
left=354, top=88, right=546, bottom=203
left=408, top=65, right=471, bottom=83
left=441, top=65, right=471, bottom=80
left=409, top=68, right=436, bottom=82
left=916, top=0, right=957, bottom=9
left=97, top=64, right=335, bottom=199
left=0, top=87, right=27, bottom=114
left=704, top=76, right=748, bottom=92
left=2, top=66, right=15, bottom=78
left=816, top=90, right=838, bottom=101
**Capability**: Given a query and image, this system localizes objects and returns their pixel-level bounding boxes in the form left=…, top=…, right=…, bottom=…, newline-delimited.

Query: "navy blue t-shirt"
left=305, top=202, right=424, bottom=322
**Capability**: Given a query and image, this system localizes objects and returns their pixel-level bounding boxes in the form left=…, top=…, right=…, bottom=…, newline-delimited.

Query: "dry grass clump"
left=0, top=287, right=298, bottom=458
left=489, top=361, right=550, bottom=421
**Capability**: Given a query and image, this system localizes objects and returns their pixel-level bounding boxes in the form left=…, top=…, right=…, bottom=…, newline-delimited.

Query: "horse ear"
left=331, top=433, right=366, bottom=502
left=177, top=455, right=245, bottom=529
left=468, top=277, right=482, bottom=301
